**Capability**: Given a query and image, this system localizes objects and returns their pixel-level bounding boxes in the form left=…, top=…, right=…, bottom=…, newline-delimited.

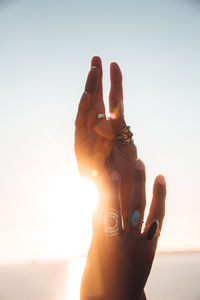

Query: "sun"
left=45, top=166, right=99, bottom=258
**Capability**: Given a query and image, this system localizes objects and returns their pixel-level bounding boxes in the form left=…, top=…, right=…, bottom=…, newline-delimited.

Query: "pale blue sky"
left=0, top=0, right=200, bottom=262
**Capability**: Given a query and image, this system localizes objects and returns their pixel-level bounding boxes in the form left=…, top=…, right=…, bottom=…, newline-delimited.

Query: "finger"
left=75, top=91, right=90, bottom=144
left=75, top=65, right=98, bottom=145
left=85, top=66, right=99, bottom=109
left=91, top=56, right=105, bottom=115
left=109, top=62, right=123, bottom=111
left=75, top=91, right=90, bottom=128
left=91, top=56, right=103, bottom=101
left=144, top=175, right=166, bottom=241
left=91, top=56, right=103, bottom=77
left=109, top=62, right=125, bottom=133
left=87, top=108, right=96, bottom=130
left=85, top=66, right=99, bottom=94
left=126, top=160, right=146, bottom=233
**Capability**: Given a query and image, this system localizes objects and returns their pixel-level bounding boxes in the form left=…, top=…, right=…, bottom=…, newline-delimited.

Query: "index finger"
left=91, top=56, right=105, bottom=115
left=75, top=91, right=90, bottom=145
left=75, top=66, right=98, bottom=144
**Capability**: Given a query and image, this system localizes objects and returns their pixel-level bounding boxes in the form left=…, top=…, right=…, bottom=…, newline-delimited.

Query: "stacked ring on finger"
left=115, top=126, right=134, bottom=144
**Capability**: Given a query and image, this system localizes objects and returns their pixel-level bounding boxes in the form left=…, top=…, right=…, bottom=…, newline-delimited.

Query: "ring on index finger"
left=97, top=113, right=106, bottom=119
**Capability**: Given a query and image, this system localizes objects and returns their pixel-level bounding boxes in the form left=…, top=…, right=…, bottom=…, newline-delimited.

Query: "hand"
left=80, top=161, right=166, bottom=300
left=75, top=57, right=137, bottom=220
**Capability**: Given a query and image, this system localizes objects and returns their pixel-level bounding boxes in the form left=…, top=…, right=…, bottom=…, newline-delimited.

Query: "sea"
left=0, top=253, right=200, bottom=300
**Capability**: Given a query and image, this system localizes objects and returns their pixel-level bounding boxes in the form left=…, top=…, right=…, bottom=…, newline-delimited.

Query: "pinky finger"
left=144, top=175, right=166, bottom=242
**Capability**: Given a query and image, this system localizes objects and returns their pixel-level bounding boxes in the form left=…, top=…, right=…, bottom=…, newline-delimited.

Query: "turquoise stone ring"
left=131, top=210, right=140, bottom=228
left=126, top=210, right=143, bottom=228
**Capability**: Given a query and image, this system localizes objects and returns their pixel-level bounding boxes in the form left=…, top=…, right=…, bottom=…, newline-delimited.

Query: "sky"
left=0, top=0, right=200, bottom=263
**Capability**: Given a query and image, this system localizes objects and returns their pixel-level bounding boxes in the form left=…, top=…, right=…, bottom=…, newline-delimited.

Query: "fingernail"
left=135, top=160, right=145, bottom=171
left=91, top=66, right=97, bottom=69
left=111, top=62, right=118, bottom=72
left=131, top=210, right=140, bottom=228
left=157, top=175, right=166, bottom=186
left=146, top=219, right=159, bottom=241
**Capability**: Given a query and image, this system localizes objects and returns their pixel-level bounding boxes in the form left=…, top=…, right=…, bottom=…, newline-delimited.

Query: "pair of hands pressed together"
left=75, top=56, right=166, bottom=300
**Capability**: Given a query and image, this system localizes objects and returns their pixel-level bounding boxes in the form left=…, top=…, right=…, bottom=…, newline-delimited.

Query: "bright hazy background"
left=0, top=0, right=200, bottom=263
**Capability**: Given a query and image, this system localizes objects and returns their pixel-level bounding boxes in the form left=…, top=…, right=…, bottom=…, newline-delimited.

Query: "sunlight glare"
left=66, top=257, right=86, bottom=300
left=45, top=167, right=99, bottom=258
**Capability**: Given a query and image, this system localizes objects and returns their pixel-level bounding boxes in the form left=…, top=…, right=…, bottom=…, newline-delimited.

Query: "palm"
left=75, top=115, right=112, bottom=178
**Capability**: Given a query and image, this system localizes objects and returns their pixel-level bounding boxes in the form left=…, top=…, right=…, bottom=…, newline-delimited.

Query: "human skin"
left=75, top=57, right=166, bottom=299
left=75, top=56, right=137, bottom=220
left=80, top=162, right=166, bottom=300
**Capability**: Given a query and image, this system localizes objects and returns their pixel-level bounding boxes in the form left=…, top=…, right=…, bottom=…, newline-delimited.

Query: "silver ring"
left=97, top=113, right=106, bottom=119
left=104, top=208, right=122, bottom=236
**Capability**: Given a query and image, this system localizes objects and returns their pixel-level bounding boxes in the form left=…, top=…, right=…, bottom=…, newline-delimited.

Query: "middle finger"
left=126, top=160, right=146, bottom=234
left=109, top=62, right=126, bottom=133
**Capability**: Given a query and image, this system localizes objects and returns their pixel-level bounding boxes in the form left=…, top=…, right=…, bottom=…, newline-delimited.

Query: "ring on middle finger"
left=115, top=125, right=134, bottom=144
